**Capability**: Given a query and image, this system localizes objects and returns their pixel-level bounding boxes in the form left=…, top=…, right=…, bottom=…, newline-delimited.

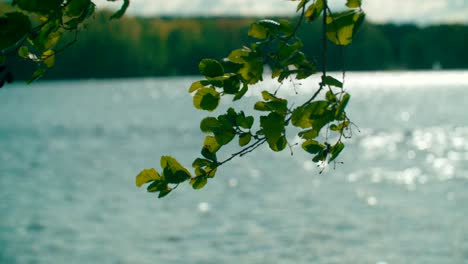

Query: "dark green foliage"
left=0, top=0, right=129, bottom=84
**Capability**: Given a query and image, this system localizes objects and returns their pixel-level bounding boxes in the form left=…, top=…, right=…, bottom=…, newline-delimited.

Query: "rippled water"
left=0, top=71, right=467, bottom=264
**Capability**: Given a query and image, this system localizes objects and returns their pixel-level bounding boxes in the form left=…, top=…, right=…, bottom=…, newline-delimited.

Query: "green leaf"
left=233, top=83, right=248, bottom=101
left=261, top=91, right=277, bottom=101
left=228, top=49, right=249, bottom=64
left=291, top=101, right=328, bottom=129
left=192, top=158, right=212, bottom=168
left=193, top=88, right=220, bottom=111
left=237, top=50, right=263, bottom=84
left=248, top=23, right=268, bottom=39
left=135, top=168, right=161, bottom=187
left=239, top=133, right=252, bottom=147
left=302, top=140, right=324, bottom=154
left=305, top=0, right=324, bottom=22
left=27, top=68, right=46, bottom=83
left=214, top=128, right=236, bottom=146
left=199, top=59, right=224, bottom=78
left=322, top=75, right=343, bottom=88
left=335, top=93, right=350, bottom=118
left=147, top=180, right=167, bottom=193
left=190, top=176, right=208, bottom=190
left=236, top=114, right=254, bottom=129
left=18, top=46, right=29, bottom=58
left=158, top=188, right=172, bottom=198
left=160, top=156, right=191, bottom=184
left=222, top=75, right=240, bottom=94
left=298, top=129, right=319, bottom=139
left=326, top=91, right=337, bottom=102
left=201, top=147, right=217, bottom=162
left=203, top=136, right=221, bottom=153
left=278, top=19, right=294, bottom=36
left=254, top=101, right=288, bottom=115
left=326, top=10, right=364, bottom=46
left=346, top=0, right=361, bottom=8
left=260, top=112, right=286, bottom=152
left=200, top=117, right=221, bottom=132
left=329, top=142, right=345, bottom=162
left=65, top=0, right=91, bottom=17
left=0, top=56, right=5, bottom=65
left=110, top=0, right=129, bottom=19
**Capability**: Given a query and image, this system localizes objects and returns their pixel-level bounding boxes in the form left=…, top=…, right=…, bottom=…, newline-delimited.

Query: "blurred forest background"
left=2, top=2, right=467, bottom=80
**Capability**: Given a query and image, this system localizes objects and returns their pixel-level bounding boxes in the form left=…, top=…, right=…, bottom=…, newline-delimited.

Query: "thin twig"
left=217, top=138, right=267, bottom=166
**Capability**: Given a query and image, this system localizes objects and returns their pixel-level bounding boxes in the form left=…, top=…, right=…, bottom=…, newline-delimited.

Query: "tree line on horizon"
left=4, top=10, right=468, bottom=80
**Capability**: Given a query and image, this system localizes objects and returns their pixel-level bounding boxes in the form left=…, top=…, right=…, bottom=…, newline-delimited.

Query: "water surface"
left=0, top=71, right=467, bottom=264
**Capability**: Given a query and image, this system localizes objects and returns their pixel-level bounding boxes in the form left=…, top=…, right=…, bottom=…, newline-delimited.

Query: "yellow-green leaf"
left=193, top=87, right=220, bottom=111
left=41, top=50, right=55, bottom=68
left=203, top=136, right=221, bottom=153
left=248, top=23, right=268, bottom=39
left=18, top=46, right=29, bottom=58
left=239, top=133, right=252, bottom=146
left=346, top=0, right=361, bottom=8
left=190, top=176, right=208, bottom=190
left=189, top=80, right=206, bottom=93
left=135, top=168, right=161, bottom=187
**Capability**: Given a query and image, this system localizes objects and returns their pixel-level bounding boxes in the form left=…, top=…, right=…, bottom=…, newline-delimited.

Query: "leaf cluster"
left=137, top=0, right=365, bottom=198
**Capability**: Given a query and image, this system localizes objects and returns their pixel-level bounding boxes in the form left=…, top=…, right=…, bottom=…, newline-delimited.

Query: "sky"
left=93, top=0, right=468, bottom=25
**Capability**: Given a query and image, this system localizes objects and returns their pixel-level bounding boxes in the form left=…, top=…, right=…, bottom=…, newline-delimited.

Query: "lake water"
left=0, top=71, right=467, bottom=264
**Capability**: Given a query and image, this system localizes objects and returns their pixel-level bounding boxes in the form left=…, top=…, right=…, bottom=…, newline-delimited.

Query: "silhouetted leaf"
left=260, top=112, right=286, bottom=151
left=199, top=59, right=224, bottom=78
left=322, top=75, right=343, bottom=88
left=302, top=140, right=324, bottom=154
left=160, top=156, right=191, bottom=184
left=158, top=188, right=172, bottom=198
left=233, top=83, right=248, bottom=101
left=110, top=0, right=129, bottom=19
left=298, top=129, right=318, bottom=139
left=329, top=142, right=345, bottom=162
left=200, top=117, right=221, bottom=132
left=147, top=180, right=168, bottom=194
